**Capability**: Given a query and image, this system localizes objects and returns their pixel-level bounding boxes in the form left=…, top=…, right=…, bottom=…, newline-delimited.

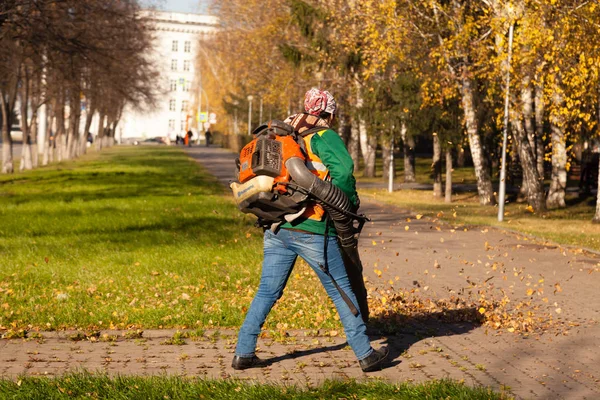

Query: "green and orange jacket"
left=281, top=128, right=358, bottom=236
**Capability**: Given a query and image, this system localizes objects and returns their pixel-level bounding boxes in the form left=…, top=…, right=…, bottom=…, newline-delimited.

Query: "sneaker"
left=359, top=347, right=389, bottom=372
left=231, top=355, right=265, bottom=370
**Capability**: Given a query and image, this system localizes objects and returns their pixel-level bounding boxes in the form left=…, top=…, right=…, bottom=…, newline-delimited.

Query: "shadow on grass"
left=5, top=169, right=221, bottom=206
left=565, top=192, right=597, bottom=208
left=14, top=214, right=234, bottom=238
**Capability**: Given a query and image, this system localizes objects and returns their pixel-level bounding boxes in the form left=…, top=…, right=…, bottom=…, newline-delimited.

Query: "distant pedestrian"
left=186, top=130, right=193, bottom=147
left=205, top=129, right=212, bottom=147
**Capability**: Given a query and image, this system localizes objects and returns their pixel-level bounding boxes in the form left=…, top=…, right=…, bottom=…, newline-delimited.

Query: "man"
left=205, top=129, right=212, bottom=147
left=232, top=88, right=388, bottom=372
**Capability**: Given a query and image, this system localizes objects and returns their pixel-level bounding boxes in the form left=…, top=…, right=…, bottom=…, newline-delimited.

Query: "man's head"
left=304, top=88, right=337, bottom=123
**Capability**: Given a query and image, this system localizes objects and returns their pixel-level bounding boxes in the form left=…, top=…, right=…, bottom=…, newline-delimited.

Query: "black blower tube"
left=285, top=158, right=355, bottom=230
left=286, top=157, right=370, bottom=323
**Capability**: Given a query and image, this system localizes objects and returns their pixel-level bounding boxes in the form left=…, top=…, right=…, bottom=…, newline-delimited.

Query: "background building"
left=120, top=11, right=217, bottom=142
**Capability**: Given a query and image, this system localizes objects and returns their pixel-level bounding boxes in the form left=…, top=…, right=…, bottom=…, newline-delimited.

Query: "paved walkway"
left=2, top=145, right=599, bottom=400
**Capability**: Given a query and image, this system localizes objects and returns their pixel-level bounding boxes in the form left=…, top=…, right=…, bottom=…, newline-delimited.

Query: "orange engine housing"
left=238, top=134, right=305, bottom=193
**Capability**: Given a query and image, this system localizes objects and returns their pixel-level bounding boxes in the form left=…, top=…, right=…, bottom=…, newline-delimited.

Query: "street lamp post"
left=247, top=95, right=254, bottom=135
left=388, top=135, right=394, bottom=193
left=498, top=23, right=515, bottom=222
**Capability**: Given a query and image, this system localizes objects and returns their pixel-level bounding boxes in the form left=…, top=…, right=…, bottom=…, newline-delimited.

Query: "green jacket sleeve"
left=310, top=129, right=358, bottom=206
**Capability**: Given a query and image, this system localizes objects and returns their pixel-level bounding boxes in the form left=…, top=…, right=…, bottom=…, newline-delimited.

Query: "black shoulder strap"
left=298, top=126, right=327, bottom=138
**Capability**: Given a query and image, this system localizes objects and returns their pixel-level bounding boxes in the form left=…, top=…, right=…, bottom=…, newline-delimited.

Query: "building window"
left=170, top=80, right=177, bottom=92
left=168, top=120, right=175, bottom=130
left=172, top=40, right=178, bottom=52
left=169, top=99, right=176, bottom=111
left=181, top=100, right=189, bottom=112
left=183, top=81, right=190, bottom=92
left=183, top=60, right=191, bottom=72
left=180, top=120, right=186, bottom=131
left=171, top=59, right=177, bottom=71
left=184, top=41, right=191, bottom=53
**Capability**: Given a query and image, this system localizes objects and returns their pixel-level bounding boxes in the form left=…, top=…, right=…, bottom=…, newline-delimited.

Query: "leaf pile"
left=367, top=282, right=559, bottom=335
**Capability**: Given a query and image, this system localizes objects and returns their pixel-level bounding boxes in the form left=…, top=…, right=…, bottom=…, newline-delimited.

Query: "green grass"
left=357, top=155, right=478, bottom=184
left=0, top=147, right=339, bottom=332
left=0, top=374, right=510, bottom=399
left=360, top=188, right=600, bottom=252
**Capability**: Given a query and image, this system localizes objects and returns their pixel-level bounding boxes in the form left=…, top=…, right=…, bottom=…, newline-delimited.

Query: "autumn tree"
left=0, top=0, right=156, bottom=173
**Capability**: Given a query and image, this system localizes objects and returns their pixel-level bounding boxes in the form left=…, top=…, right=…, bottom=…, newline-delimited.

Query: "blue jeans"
left=235, top=228, right=373, bottom=360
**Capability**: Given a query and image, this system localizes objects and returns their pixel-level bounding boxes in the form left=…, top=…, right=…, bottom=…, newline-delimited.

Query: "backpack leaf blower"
left=230, top=120, right=370, bottom=323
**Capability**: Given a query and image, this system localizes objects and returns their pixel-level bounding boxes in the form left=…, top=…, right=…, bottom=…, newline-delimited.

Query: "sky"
left=140, top=0, right=209, bottom=14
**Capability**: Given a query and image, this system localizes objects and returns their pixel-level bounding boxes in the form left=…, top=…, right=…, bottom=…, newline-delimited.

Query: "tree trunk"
left=71, top=105, right=81, bottom=159
left=356, top=77, right=376, bottom=176
left=338, top=112, right=351, bottom=145
left=460, top=74, right=496, bottom=205
left=515, top=142, right=528, bottom=202
left=348, top=121, right=360, bottom=173
left=81, top=105, right=95, bottom=155
left=593, top=85, right=600, bottom=222
left=55, top=95, right=66, bottom=162
left=101, top=128, right=109, bottom=149
left=546, top=90, right=567, bottom=209
left=400, top=121, right=416, bottom=183
left=109, top=119, right=120, bottom=148
left=432, top=133, right=442, bottom=198
left=445, top=149, right=453, bottom=203
left=359, top=120, right=376, bottom=177
left=95, top=112, right=105, bottom=151
left=593, top=157, right=600, bottom=223
left=19, top=138, right=33, bottom=171
left=522, top=75, right=536, bottom=162
left=515, top=76, right=546, bottom=211
left=19, top=74, right=33, bottom=171
left=42, top=107, right=54, bottom=166
left=514, top=119, right=546, bottom=211
left=31, top=115, right=39, bottom=168
left=456, top=144, right=466, bottom=167
left=534, top=79, right=545, bottom=178
left=66, top=93, right=80, bottom=160
left=1, top=92, right=15, bottom=174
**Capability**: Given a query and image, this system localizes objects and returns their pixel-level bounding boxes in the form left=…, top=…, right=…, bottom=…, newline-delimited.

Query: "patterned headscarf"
left=304, top=88, right=337, bottom=116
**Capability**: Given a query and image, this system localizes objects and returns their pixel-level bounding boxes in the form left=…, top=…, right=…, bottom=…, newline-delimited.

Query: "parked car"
left=143, top=137, right=166, bottom=145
